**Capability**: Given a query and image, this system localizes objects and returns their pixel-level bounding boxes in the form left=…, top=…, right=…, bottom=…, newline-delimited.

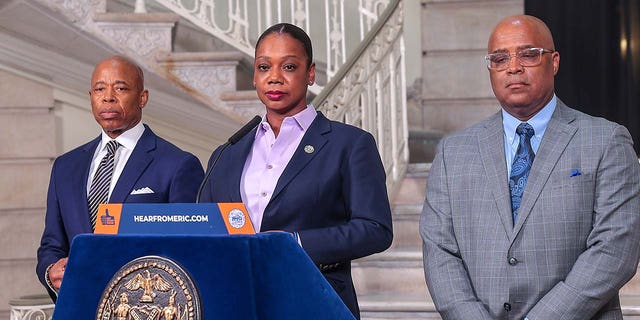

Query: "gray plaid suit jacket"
left=420, top=100, right=640, bottom=319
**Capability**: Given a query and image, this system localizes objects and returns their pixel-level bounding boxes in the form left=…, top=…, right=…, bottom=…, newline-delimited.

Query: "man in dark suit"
left=36, top=56, right=204, bottom=301
left=420, top=15, right=640, bottom=319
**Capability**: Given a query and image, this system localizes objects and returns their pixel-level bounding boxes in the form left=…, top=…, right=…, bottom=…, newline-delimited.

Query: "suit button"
left=508, top=257, right=518, bottom=265
left=504, top=303, right=511, bottom=311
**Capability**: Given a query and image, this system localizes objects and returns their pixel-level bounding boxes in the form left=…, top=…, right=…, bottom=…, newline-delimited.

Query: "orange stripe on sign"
left=217, top=203, right=255, bottom=234
left=93, top=203, right=123, bottom=234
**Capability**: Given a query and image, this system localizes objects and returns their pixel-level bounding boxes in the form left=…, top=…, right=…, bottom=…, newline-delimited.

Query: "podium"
left=53, top=233, right=354, bottom=319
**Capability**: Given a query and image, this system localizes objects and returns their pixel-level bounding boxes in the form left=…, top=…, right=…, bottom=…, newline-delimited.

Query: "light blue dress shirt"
left=502, top=95, right=556, bottom=320
left=503, top=95, right=557, bottom=176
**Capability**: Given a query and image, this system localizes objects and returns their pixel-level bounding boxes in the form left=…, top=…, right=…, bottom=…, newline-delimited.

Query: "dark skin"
left=47, top=56, right=149, bottom=291
left=47, top=257, right=66, bottom=291
left=252, top=32, right=315, bottom=237
left=253, top=33, right=315, bottom=137
left=488, top=15, right=560, bottom=121
left=89, top=56, right=149, bottom=139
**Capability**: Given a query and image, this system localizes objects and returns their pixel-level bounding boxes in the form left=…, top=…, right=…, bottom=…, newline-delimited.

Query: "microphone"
left=228, top=115, right=262, bottom=144
left=196, top=115, right=262, bottom=203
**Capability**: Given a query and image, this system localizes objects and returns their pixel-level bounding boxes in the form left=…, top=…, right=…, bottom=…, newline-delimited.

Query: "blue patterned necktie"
left=88, top=140, right=120, bottom=229
left=509, top=123, right=535, bottom=223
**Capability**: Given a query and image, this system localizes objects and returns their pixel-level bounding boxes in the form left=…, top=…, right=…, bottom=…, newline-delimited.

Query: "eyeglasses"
left=485, top=48, right=555, bottom=71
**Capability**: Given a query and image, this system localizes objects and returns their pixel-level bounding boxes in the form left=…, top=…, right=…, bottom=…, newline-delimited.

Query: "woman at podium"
left=198, top=23, right=393, bottom=319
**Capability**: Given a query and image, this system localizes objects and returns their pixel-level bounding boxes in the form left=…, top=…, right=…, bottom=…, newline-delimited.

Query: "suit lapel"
left=109, top=127, right=155, bottom=202
left=270, top=113, right=329, bottom=201
left=478, top=112, right=514, bottom=238
left=512, top=102, right=577, bottom=234
left=226, top=130, right=256, bottom=201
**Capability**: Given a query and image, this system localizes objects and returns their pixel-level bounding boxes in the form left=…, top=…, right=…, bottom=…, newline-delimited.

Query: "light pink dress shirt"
left=240, top=105, right=317, bottom=231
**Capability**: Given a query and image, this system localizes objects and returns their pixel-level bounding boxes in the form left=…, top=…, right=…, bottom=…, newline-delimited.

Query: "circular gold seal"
left=96, top=256, right=201, bottom=320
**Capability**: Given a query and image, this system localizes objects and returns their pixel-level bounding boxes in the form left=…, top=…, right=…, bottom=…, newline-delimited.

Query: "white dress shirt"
left=86, top=122, right=145, bottom=199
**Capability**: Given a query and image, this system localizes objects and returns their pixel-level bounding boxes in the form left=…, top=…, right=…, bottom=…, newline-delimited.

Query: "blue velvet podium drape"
left=53, top=233, right=354, bottom=319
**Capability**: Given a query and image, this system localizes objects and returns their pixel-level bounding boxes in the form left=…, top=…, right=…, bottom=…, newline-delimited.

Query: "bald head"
left=489, top=15, right=555, bottom=53
left=486, top=15, right=560, bottom=121
left=91, top=55, right=145, bottom=91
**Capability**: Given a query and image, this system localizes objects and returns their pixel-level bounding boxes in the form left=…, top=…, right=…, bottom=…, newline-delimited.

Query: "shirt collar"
left=257, top=104, right=317, bottom=136
left=99, top=121, right=145, bottom=151
left=502, top=94, right=556, bottom=140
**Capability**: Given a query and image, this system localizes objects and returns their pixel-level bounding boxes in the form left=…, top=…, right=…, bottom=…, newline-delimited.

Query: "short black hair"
left=255, top=23, right=313, bottom=68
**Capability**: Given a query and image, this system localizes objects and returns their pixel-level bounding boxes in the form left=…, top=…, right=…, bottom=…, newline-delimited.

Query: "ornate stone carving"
left=316, top=1, right=407, bottom=192
left=97, top=23, right=173, bottom=58
left=170, top=66, right=236, bottom=100
left=35, top=0, right=104, bottom=25
left=9, top=295, right=54, bottom=320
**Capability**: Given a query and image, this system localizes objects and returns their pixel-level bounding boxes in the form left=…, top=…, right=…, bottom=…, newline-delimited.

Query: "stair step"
left=390, top=163, right=429, bottom=248
left=622, top=295, right=640, bottom=318
left=155, top=50, right=244, bottom=113
left=93, top=12, right=180, bottom=23
left=92, top=12, right=178, bottom=59
left=359, top=294, right=640, bottom=319
left=393, top=180, right=425, bottom=205
left=359, top=293, right=439, bottom=320
left=408, top=130, right=443, bottom=163
left=353, top=249, right=426, bottom=295
left=157, top=51, right=244, bottom=63
left=354, top=251, right=640, bottom=318
left=219, top=90, right=263, bottom=121
left=623, top=269, right=640, bottom=296
left=219, top=90, right=259, bottom=100
left=393, top=166, right=428, bottom=206
left=390, top=204, right=422, bottom=249
left=406, top=162, right=431, bottom=177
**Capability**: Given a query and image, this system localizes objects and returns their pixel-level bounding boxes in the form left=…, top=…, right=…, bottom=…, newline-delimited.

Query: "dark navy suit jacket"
left=199, top=112, right=393, bottom=318
left=36, top=125, right=204, bottom=300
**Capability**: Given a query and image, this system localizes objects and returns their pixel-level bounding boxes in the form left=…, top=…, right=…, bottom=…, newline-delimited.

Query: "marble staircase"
left=353, top=163, right=640, bottom=319
left=88, top=8, right=264, bottom=124
left=354, top=163, right=438, bottom=319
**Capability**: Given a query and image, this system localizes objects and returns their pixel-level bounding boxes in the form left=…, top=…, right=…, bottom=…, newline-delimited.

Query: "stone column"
left=0, top=70, right=56, bottom=317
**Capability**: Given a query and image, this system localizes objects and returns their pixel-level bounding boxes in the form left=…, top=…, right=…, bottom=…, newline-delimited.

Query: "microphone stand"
left=195, top=115, right=262, bottom=203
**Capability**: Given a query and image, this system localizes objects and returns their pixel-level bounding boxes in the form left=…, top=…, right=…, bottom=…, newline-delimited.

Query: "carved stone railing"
left=137, top=0, right=391, bottom=93
left=9, top=295, right=54, bottom=320
left=313, top=0, right=408, bottom=194
left=37, top=0, right=407, bottom=187
left=142, top=0, right=407, bottom=192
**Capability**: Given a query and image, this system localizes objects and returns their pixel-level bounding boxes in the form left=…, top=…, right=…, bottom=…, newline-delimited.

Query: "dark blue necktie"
left=88, top=140, right=120, bottom=229
left=509, top=123, right=535, bottom=223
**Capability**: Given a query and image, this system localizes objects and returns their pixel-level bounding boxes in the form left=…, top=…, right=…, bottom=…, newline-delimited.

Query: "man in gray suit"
left=420, top=14, right=640, bottom=319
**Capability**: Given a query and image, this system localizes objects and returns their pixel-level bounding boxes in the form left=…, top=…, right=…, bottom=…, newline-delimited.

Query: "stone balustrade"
left=9, top=294, right=54, bottom=320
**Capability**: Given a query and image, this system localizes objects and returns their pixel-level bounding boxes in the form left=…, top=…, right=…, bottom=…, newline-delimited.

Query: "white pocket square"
left=130, top=187, right=154, bottom=195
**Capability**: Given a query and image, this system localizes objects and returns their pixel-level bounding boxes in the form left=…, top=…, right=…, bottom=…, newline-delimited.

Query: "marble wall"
left=419, top=0, right=524, bottom=133
left=0, top=69, right=56, bottom=316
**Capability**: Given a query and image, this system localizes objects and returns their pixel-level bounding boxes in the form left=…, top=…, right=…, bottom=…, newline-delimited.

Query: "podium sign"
left=53, top=234, right=355, bottom=319
left=94, top=203, right=255, bottom=235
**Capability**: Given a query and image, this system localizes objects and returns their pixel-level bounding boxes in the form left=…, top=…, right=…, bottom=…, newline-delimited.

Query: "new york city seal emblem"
left=96, top=256, right=201, bottom=320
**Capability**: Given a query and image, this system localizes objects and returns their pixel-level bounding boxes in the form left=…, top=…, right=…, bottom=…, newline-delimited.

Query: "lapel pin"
left=304, top=145, right=314, bottom=154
